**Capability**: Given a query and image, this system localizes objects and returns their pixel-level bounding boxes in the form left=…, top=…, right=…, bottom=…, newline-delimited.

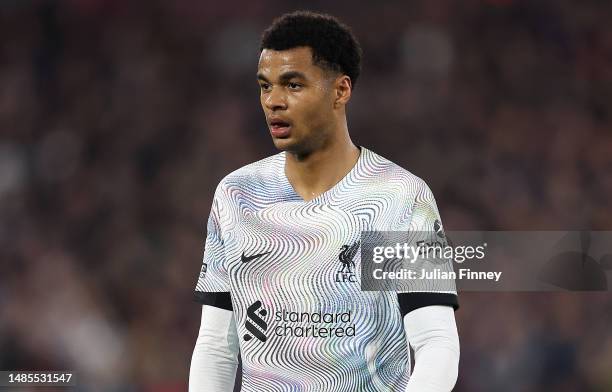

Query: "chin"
left=272, top=135, right=326, bottom=158
left=271, top=137, right=299, bottom=152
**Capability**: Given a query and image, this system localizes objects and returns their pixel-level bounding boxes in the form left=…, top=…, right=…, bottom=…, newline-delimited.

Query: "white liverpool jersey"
left=194, top=146, right=458, bottom=392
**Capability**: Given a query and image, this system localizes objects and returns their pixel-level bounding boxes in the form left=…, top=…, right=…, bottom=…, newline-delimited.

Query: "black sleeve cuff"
left=194, top=291, right=233, bottom=311
left=397, top=292, right=459, bottom=317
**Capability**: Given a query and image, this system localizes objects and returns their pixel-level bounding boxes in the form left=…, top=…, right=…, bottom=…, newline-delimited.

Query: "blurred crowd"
left=0, top=1, right=611, bottom=391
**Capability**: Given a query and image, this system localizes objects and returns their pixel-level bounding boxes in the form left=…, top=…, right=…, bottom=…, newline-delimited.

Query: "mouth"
left=269, top=119, right=292, bottom=138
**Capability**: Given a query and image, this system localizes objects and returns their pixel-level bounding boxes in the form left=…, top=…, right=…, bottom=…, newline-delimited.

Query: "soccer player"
left=189, top=11, right=460, bottom=392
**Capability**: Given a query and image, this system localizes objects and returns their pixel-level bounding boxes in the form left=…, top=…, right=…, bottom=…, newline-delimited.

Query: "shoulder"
left=362, top=147, right=431, bottom=197
left=213, top=152, right=285, bottom=200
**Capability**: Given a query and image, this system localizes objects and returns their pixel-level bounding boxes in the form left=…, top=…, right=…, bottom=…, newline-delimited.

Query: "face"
left=257, top=46, right=339, bottom=155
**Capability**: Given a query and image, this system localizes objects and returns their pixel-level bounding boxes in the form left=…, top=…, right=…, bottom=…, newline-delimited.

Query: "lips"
left=269, top=118, right=292, bottom=138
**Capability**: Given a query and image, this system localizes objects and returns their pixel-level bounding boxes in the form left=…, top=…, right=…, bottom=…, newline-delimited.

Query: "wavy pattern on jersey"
left=229, top=203, right=382, bottom=392
left=195, top=147, right=456, bottom=391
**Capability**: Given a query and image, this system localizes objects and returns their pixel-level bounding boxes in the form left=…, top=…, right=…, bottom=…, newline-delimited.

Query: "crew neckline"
left=280, top=146, right=367, bottom=203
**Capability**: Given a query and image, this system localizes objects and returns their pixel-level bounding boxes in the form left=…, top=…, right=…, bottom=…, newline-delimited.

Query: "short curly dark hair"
left=260, top=11, right=362, bottom=88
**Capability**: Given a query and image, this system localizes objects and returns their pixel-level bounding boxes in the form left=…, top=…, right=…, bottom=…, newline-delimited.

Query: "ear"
left=333, top=75, right=352, bottom=108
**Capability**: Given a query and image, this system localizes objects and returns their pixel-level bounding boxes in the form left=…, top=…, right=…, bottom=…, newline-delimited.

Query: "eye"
left=259, top=83, right=271, bottom=92
left=288, top=82, right=302, bottom=90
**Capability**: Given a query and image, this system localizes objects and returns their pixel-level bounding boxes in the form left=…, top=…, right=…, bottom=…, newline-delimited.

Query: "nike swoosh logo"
left=241, top=251, right=272, bottom=263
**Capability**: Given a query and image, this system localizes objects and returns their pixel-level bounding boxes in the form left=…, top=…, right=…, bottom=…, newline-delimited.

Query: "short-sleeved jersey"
left=194, top=147, right=458, bottom=392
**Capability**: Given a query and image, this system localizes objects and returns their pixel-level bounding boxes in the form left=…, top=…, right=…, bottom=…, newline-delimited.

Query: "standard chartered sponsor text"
left=273, top=310, right=356, bottom=338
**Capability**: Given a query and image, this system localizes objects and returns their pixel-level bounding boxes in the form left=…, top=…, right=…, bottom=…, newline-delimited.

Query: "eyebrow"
left=257, top=71, right=307, bottom=83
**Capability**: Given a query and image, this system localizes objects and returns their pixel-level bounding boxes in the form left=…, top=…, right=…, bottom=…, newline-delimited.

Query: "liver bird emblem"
left=338, top=241, right=360, bottom=273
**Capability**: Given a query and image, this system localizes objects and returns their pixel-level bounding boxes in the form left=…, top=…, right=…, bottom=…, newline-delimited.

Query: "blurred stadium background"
left=1, top=0, right=611, bottom=391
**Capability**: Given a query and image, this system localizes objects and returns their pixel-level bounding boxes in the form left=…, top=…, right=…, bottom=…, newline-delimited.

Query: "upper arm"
left=403, top=305, right=459, bottom=392
left=197, top=305, right=239, bottom=350
left=397, top=179, right=459, bottom=317
left=403, top=305, right=459, bottom=351
left=194, top=183, right=233, bottom=311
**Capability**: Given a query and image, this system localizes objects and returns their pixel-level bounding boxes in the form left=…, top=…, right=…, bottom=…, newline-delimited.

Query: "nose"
left=264, top=87, right=287, bottom=111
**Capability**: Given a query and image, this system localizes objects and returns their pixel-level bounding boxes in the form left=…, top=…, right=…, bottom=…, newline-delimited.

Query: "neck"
left=285, top=124, right=360, bottom=201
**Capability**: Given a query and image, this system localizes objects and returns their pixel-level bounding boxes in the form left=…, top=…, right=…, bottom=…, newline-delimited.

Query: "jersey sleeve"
left=194, top=183, right=233, bottom=311
left=397, top=180, right=459, bottom=316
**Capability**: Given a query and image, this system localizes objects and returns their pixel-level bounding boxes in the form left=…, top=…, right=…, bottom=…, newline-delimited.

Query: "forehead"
left=258, top=46, right=323, bottom=78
